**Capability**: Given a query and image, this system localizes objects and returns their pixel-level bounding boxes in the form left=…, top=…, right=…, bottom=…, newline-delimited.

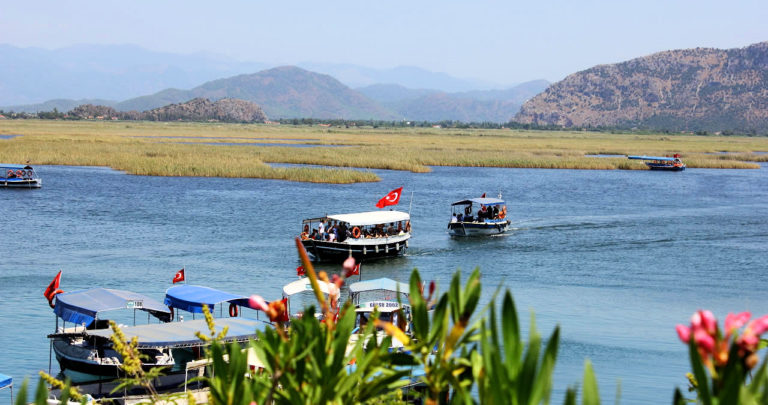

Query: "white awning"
left=325, top=211, right=410, bottom=226
left=282, top=277, right=333, bottom=297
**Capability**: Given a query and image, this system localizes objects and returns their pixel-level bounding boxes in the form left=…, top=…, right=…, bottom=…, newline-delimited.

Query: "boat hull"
left=301, top=236, right=409, bottom=262
left=646, top=163, right=685, bottom=171
left=448, top=220, right=510, bottom=237
left=1, top=178, right=41, bottom=188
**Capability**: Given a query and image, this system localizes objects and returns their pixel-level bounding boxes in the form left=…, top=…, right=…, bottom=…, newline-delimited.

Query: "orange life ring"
left=405, top=221, right=411, bottom=232
left=229, top=303, right=239, bottom=317
left=15, top=170, right=23, bottom=178
left=6, top=169, right=13, bottom=177
left=47, top=289, right=64, bottom=309
left=352, top=227, right=361, bottom=238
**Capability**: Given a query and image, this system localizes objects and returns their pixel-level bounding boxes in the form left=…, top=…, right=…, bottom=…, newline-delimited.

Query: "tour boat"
left=282, top=277, right=335, bottom=319
left=448, top=197, right=510, bottom=237
left=299, top=210, right=411, bottom=262
left=48, top=286, right=268, bottom=385
left=1, top=164, right=41, bottom=188
left=628, top=154, right=686, bottom=171
left=347, top=278, right=412, bottom=348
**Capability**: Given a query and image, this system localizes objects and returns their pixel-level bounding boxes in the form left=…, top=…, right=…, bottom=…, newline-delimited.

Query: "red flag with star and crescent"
left=296, top=265, right=306, bottom=277
left=44, top=270, right=62, bottom=301
left=172, top=268, right=185, bottom=284
left=376, top=187, right=403, bottom=209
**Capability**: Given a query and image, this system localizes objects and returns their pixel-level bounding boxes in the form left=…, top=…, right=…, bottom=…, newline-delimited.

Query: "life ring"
left=303, top=224, right=309, bottom=233
left=47, top=289, right=64, bottom=309
left=6, top=169, right=13, bottom=177
left=464, top=206, right=471, bottom=215
left=352, top=227, right=361, bottom=238
left=405, top=221, right=411, bottom=232
left=15, top=170, right=23, bottom=178
left=229, top=303, right=239, bottom=317
left=168, top=306, right=174, bottom=321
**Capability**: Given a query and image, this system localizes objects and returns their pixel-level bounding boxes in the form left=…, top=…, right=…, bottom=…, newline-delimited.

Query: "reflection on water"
left=0, top=164, right=766, bottom=404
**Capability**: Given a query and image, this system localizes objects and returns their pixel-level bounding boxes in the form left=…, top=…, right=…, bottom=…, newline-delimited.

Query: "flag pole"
left=408, top=191, right=414, bottom=216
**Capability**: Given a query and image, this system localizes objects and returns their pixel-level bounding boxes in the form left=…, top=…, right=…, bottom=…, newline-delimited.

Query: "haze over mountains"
left=0, top=44, right=545, bottom=122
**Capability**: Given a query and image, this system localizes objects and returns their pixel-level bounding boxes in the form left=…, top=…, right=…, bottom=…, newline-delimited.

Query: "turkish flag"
left=44, top=270, right=62, bottom=300
left=172, top=268, right=185, bottom=284
left=296, top=265, right=306, bottom=277
left=345, top=262, right=361, bottom=278
left=376, top=187, right=403, bottom=208
left=278, top=297, right=290, bottom=322
left=481, top=193, right=486, bottom=198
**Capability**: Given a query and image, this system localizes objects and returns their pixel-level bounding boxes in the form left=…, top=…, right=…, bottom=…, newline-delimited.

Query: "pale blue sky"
left=2, top=0, right=766, bottom=85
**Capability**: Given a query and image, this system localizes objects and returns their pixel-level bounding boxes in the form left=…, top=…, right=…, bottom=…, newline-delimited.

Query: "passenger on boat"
left=310, top=229, right=319, bottom=240
left=492, top=206, right=499, bottom=219
left=387, top=223, right=396, bottom=236
left=338, top=222, right=348, bottom=242
left=451, top=214, right=458, bottom=223
left=318, top=221, right=326, bottom=239
left=457, top=213, right=463, bottom=222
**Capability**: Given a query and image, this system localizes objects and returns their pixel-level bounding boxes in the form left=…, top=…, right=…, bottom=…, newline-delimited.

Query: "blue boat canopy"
left=164, top=285, right=250, bottom=314
left=451, top=197, right=505, bottom=206
left=627, top=155, right=679, bottom=162
left=0, top=373, right=11, bottom=389
left=349, top=278, right=410, bottom=295
left=54, top=288, right=171, bottom=326
left=86, top=317, right=268, bottom=348
left=0, top=164, right=31, bottom=169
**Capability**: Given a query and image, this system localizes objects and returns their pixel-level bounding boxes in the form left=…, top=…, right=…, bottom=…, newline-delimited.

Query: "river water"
left=1, top=163, right=766, bottom=404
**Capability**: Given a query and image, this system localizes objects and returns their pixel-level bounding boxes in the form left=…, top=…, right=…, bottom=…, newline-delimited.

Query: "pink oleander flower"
left=676, top=324, right=691, bottom=343
left=724, top=312, right=751, bottom=337
left=249, top=294, right=269, bottom=312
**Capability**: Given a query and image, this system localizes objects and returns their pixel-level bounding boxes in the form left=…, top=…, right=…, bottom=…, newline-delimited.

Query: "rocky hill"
left=515, top=42, right=768, bottom=133
left=69, top=98, right=267, bottom=123
left=116, top=66, right=398, bottom=120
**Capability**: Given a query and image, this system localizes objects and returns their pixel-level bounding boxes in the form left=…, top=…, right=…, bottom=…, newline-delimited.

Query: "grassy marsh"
left=0, top=120, right=764, bottom=183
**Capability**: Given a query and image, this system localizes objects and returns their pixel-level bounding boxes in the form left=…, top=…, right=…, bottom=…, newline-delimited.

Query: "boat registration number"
left=126, top=300, right=144, bottom=309
left=367, top=301, right=400, bottom=308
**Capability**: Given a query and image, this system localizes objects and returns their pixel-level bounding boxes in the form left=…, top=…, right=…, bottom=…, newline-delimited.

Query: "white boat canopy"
left=282, top=277, right=334, bottom=297
left=304, top=211, right=410, bottom=227
left=349, top=278, right=410, bottom=295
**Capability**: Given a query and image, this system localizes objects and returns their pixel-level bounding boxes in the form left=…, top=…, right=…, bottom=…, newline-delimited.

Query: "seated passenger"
left=451, top=214, right=458, bottom=223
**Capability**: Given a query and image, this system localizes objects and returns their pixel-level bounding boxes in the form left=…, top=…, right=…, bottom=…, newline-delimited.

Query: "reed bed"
left=0, top=120, right=765, bottom=183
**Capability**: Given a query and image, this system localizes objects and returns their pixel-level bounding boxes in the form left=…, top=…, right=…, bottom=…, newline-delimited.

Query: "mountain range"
left=516, top=41, right=768, bottom=133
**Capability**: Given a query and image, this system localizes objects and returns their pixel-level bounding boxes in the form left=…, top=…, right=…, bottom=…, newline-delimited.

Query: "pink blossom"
left=724, top=312, right=751, bottom=336
left=700, top=310, right=717, bottom=335
left=249, top=294, right=269, bottom=312
left=749, top=315, right=768, bottom=336
left=343, top=257, right=356, bottom=274
left=676, top=324, right=691, bottom=343
left=738, top=332, right=760, bottom=352
left=694, top=329, right=715, bottom=354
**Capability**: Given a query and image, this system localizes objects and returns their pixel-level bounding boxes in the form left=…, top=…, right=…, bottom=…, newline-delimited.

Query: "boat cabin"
left=348, top=278, right=412, bottom=337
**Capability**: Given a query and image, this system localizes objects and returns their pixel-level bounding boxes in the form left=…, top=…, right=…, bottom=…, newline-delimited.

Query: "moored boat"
left=448, top=197, right=510, bottom=237
left=347, top=278, right=412, bottom=348
left=299, top=210, right=411, bottom=262
left=628, top=154, right=686, bottom=171
left=1, top=164, right=41, bottom=188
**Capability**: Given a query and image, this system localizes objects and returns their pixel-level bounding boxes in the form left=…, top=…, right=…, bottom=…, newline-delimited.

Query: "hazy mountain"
left=515, top=42, right=768, bottom=133
left=2, top=98, right=117, bottom=113
left=0, top=44, right=267, bottom=105
left=297, top=63, right=502, bottom=92
left=117, top=66, right=399, bottom=120
left=357, top=80, right=549, bottom=122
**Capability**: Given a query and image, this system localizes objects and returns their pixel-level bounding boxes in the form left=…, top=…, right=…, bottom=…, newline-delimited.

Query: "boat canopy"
left=86, top=317, right=268, bottom=348
left=451, top=197, right=505, bottom=206
left=627, top=155, right=679, bottom=162
left=282, top=277, right=333, bottom=297
left=303, top=211, right=410, bottom=227
left=54, top=288, right=171, bottom=326
left=0, top=373, right=11, bottom=390
left=164, top=285, right=250, bottom=314
left=0, top=164, right=31, bottom=170
left=349, top=278, right=410, bottom=295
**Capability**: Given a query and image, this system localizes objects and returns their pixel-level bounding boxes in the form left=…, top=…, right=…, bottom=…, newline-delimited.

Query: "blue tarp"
left=628, top=155, right=678, bottom=162
left=0, top=373, right=11, bottom=389
left=164, top=285, right=249, bottom=314
left=54, top=288, right=171, bottom=326
left=451, top=197, right=505, bottom=206
left=349, top=278, right=410, bottom=295
left=86, top=317, right=267, bottom=348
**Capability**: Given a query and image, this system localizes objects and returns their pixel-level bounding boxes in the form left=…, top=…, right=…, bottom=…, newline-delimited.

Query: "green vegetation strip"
left=0, top=120, right=764, bottom=183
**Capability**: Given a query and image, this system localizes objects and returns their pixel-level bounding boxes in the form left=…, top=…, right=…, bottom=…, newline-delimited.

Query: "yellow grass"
left=0, top=120, right=764, bottom=183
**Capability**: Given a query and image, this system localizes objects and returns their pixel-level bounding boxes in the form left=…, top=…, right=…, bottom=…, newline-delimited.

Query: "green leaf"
left=582, top=360, right=600, bottom=405
left=688, top=337, right=712, bottom=405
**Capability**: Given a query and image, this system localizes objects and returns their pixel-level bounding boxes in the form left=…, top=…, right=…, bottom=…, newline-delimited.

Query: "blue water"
left=1, top=164, right=767, bottom=404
